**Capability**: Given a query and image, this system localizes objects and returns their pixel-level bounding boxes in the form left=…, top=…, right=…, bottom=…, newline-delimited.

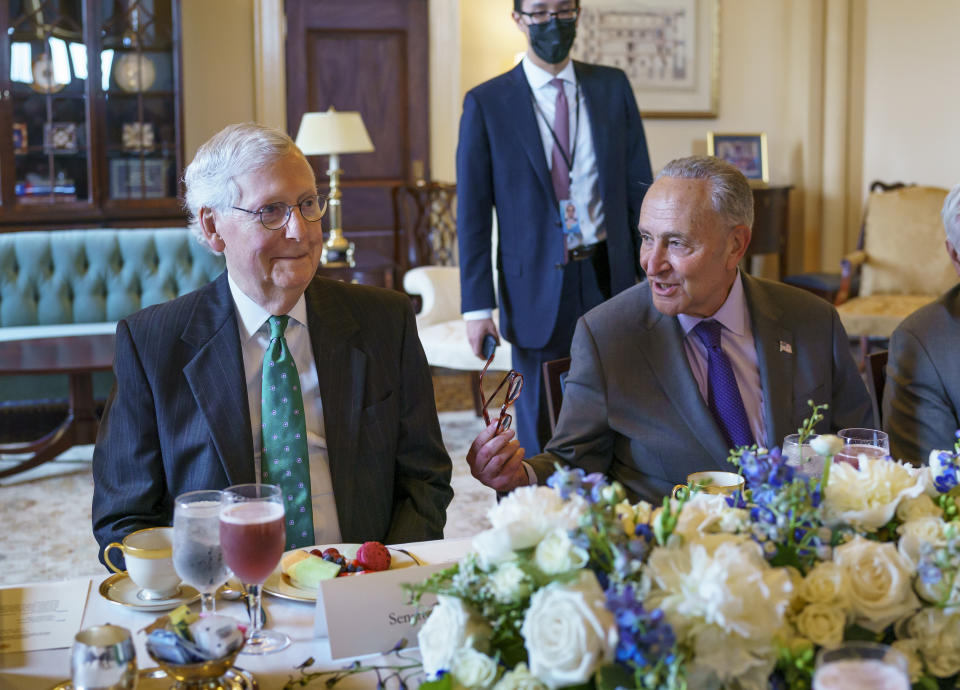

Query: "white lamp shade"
left=295, top=108, right=375, bottom=156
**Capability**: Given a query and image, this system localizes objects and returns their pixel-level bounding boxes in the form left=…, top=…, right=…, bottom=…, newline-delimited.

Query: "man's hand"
left=466, top=318, right=499, bottom=358
left=466, top=419, right=529, bottom=492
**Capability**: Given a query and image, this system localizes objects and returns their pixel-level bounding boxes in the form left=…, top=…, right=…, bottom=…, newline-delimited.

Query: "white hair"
left=182, top=122, right=310, bottom=245
left=656, top=155, right=754, bottom=229
left=943, top=182, right=960, bottom=253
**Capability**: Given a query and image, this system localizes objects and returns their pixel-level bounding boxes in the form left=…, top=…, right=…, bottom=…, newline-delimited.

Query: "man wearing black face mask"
left=457, top=0, right=653, bottom=456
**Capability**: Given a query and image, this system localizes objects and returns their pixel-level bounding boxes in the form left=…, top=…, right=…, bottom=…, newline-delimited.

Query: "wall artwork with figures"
left=571, top=0, right=718, bottom=118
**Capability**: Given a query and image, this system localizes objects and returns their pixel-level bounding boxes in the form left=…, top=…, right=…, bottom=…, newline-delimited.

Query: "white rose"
left=488, top=486, right=587, bottom=550
left=795, top=602, right=845, bottom=646
left=833, top=536, right=921, bottom=632
left=418, top=595, right=491, bottom=678
left=824, top=456, right=927, bottom=530
left=810, top=434, right=843, bottom=457
left=897, top=516, right=948, bottom=568
left=901, top=609, right=960, bottom=678
left=451, top=648, right=500, bottom=689
left=472, top=527, right=519, bottom=569
left=896, top=494, right=943, bottom=522
left=797, top=561, right=848, bottom=606
left=521, top=570, right=617, bottom=689
left=492, top=663, right=548, bottom=690
left=890, top=640, right=924, bottom=683
left=488, top=561, right=531, bottom=603
left=674, top=493, right=749, bottom=542
left=533, top=528, right=589, bottom=575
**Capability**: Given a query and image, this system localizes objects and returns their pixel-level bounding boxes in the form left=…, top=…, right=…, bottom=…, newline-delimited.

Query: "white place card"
left=0, top=579, right=90, bottom=654
left=315, top=563, right=451, bottom=659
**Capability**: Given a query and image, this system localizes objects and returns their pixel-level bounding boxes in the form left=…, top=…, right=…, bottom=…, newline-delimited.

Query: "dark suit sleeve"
left=92, top=319, right=169, bottom=567
left=456, top=90, right=498, bottom=313
left=827, top=308, right=875, bottom=432
left=384, top=300, right=454, bottom=542
left=884, top=326, right=959, bottom=463
left=528, top=317, right=616, bottom=481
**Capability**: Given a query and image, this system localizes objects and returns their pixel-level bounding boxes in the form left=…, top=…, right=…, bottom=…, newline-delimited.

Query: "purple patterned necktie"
left=549, top=78, right=570, bottom=201
left=692, top=320, right=754, bottom=449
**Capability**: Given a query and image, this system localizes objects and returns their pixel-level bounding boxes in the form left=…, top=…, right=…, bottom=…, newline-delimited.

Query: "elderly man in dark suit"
left=92, top=123, right=452, bottom=565
left=457, top=0, right=653, bottom=455
left=466, top=156, right=873, bottom=504
left=884, top=182, right=960, bottom=462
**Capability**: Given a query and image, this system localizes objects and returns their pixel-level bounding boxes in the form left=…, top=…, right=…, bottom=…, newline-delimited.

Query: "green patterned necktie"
left=261, top=315, right=314, bottom=549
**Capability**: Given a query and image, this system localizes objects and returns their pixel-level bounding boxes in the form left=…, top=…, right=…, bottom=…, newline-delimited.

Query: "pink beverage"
left=813, top=659, right=909, bottom=690
left=219, top=501, right=285, bottom=584
left=835, top=443, right=887, bottom=468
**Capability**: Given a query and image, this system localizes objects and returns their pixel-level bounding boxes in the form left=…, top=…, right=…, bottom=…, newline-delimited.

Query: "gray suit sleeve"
left=884, top=326, right=958, bottom=463
left=528, top=318, right=616, bottom=482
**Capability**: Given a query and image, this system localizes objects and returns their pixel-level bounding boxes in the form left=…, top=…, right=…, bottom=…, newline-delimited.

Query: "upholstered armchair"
left=834, top=184, right=954, bottom=350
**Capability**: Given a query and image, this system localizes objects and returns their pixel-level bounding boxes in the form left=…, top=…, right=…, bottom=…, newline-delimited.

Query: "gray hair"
left=943, top=182, right=960, bottom=253
left=182, top=122, right=309, bottom=244
left=656, top=155, right=755, bottom=229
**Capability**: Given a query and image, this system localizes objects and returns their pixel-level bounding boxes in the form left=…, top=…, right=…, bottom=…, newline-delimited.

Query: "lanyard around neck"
left=530, top=79, right=580, bottom=175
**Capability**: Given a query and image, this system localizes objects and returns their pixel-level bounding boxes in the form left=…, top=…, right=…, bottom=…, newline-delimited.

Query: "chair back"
left=542, top=357, right=572, bottom=433
left=392, top=182, right=457, bottom=278
left=860, top=185, right=952, bottom=297
left=865, top=349, right=888, bottom=428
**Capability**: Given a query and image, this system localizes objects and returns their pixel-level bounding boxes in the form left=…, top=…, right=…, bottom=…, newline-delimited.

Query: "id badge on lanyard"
left=559, top=198, right=584, bottom=251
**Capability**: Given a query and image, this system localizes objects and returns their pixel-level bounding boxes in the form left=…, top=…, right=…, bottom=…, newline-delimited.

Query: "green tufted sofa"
left=0, top=228, right=225, bottom=416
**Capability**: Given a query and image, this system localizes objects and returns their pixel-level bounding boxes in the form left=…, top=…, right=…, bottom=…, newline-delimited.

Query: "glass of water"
left=782, top=433, right=826, bottom=478
left=173, top=489, right=231, bottom=614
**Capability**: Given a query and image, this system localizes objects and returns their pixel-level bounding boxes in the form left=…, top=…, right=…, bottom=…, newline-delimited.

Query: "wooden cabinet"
left=0, top=0, right=183, bottom=229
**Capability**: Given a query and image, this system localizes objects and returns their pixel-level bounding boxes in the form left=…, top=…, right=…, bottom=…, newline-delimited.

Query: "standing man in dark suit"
left=92, top=123, right=452, bottom=565
left=465, top=156, right=873, bottom=503
left=884, top=182, right=960, bottom=462
left=457, top=0, right=653, bottom=454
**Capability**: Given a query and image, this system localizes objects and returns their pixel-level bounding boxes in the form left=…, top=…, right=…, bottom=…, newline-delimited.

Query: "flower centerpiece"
left=408, top=407, right=960, bottom=689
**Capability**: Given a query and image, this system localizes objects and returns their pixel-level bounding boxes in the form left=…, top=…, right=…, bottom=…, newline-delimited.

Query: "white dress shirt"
left=676, top=272, right=768, bottom=445
left=463, top=55, right=605, bottom=322
left=228, top=276, right=342, bottom=544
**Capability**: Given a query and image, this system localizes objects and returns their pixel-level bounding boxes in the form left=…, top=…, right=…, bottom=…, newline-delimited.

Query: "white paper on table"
left=0, top=579, right=91, bottom=654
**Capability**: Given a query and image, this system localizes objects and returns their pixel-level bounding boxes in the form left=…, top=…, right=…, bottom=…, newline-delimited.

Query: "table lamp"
left=295, top=107, right=375, bottom=266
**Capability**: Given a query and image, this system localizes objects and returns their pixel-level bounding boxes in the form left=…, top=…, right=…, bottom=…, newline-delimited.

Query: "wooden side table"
left=745, top=185, right=793, bottom=278
left=315, top=249, right=396, bottom=289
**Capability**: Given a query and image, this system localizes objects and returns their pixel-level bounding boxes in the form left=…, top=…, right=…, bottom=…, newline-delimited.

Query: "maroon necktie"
left=549, top=78, right=570, bottom=201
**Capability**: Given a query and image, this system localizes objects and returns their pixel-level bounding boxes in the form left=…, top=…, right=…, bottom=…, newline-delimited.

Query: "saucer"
left=50, top=665, right=256, bottom=689
left=99, top=573, right=200, bottom=612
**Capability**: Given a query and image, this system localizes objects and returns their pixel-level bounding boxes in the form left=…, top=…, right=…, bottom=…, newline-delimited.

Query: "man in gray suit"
left=93, top=123, right=452, bottom=565
left=467, top=156, right=872, bottom=503
left=884, top=182, right=960, bottom=462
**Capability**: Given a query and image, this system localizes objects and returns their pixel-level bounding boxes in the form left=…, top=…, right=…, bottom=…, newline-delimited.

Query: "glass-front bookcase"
left=0, top=0, right=182, bottom=228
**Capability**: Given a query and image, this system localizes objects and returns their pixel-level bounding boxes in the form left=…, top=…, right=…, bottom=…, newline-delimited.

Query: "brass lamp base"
left=320, top=233, right=355, bottom=267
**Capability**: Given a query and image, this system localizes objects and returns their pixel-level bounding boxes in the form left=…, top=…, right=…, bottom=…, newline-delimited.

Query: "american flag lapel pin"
left=779, top=340, right=793, bottom=354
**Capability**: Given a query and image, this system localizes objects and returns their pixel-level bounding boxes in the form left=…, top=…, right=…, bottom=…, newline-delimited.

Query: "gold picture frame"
left=708, top=132, right=770, bottom=184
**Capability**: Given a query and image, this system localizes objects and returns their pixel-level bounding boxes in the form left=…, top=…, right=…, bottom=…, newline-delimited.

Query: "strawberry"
left=356, top=541, right=391, bottom=572
left=322, top=547, right=342, bottom=560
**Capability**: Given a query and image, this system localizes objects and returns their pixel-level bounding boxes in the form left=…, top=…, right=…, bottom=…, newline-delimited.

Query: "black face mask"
left=528, top=17, right=577, bottom=65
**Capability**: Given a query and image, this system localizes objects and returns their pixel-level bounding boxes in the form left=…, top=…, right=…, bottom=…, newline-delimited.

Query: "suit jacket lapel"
left=504, top=63, right=557, bottom=206
left=743, top=275, right=795, bottom=447
left=636, top=304, right=731, bottom=466
left=181, top=272, right=255, bottom=485
left=575, top=62, right=611, bottom=209
left=303, top=280, right=365, bottom=535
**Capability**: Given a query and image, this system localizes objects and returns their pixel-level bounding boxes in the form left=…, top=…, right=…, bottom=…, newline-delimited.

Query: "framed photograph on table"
left=708, top=132, right=769, bottom=184
left=570, top=0, right=719, bottom=118
left=12, top=123, right=28, bottom=154
left=43, top=123, right=79, bottom=153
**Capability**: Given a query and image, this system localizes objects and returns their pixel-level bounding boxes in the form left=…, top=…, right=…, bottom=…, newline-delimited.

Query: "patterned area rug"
left=0, top=410, right=493, bottom=587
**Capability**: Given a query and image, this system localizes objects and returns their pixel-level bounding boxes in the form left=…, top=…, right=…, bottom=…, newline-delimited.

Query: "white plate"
left=98, top=572, right=200, bottom=612
left=263, top=543, right=419, bottom=602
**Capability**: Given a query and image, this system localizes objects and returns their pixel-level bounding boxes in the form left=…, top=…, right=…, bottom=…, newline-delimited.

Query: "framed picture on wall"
left=707, top=132, right=769, bottom=184
left=570, top=0, right=719, bottom=118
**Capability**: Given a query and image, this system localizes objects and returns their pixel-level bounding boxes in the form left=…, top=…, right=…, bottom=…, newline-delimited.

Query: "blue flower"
left=605, top=584, right=676, bottom=670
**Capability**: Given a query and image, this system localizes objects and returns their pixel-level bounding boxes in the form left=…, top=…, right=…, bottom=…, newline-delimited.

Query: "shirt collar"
left=227, top=274, right=308, bottom=343
left=677, top=271, right=749, bottom=337
left=521, top=54, right=577, bottom=91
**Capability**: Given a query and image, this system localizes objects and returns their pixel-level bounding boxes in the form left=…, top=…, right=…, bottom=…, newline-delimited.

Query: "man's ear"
left=199, top=207, right=225, bottom=253
left=727, top=223, right=752, bottom=268
left=946, top=239, right=960, bottom=277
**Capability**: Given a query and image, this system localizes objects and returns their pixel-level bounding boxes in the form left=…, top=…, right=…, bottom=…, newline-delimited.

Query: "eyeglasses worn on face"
left=518, top=7, right=580, bottom=24
left=231, top=194, right=328, bottom=230
left=478, top=352, right=524, bottom=435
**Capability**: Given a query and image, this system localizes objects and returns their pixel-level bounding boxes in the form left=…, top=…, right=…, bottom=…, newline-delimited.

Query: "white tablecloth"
left=0, top=538, right=473, bottom=689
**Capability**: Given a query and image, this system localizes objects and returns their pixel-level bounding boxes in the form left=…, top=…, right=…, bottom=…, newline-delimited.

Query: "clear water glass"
left=173, top=489, right=231, bottom=614
left=813, top=641, right=909, bottom=690
left=782, top=433, right=826, bottom=478
left=837, top=428, right=890, bottom=467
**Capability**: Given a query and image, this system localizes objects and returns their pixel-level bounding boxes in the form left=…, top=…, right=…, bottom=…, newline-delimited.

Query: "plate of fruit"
left=263, top=542, right=419, bottom=602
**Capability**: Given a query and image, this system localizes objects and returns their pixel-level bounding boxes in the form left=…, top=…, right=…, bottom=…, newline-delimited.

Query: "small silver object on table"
left=70, top=624, right=137, bottom=690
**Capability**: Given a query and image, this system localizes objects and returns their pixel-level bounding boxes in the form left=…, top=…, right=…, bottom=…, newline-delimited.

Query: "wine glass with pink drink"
left=219, top=483, right=289, bottom=654
left=813, top=641, right=909, bottom=690
left=835, top=428, right=890, bottom=468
